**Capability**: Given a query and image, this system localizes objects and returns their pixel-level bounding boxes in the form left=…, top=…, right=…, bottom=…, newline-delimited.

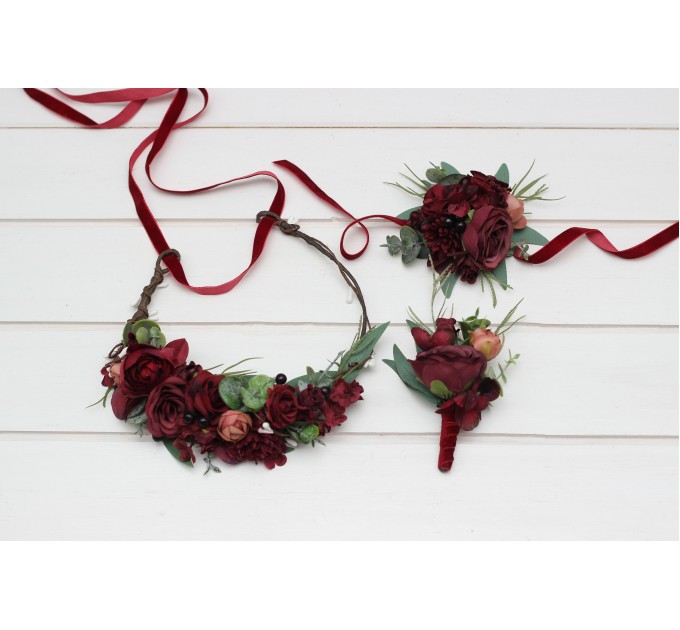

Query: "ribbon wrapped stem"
left=438, top=411, right=460, bottom=472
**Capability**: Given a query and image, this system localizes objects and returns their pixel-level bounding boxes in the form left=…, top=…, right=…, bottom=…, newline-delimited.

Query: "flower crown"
left=96, top=218, right=387, bottom=473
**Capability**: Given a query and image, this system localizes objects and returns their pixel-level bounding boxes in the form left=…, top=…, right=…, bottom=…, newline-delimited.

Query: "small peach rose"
left=109, top=362, right=121, bottom=386
left=506, top=194, right=527, bottom=229
left=469, top=328, right=503, bottom=360
left=217, top=410, right=252, bottom=443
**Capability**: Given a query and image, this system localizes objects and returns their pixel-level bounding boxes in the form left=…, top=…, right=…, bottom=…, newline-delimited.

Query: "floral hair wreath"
left=97, top=214, right=388, bottom=473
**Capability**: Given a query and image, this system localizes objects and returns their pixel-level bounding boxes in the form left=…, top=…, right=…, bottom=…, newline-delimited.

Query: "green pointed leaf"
left=343, top=322, right=390, bottom=368
left=490, top=258, right=508, bottom=286
left=390, top=345, right=440, bottom=405
left=512, top=226, right=549, bottom=246
left=441, top=274, right=458, bottom=298
left=162, top=438, right=194, bottom=467
left=495, top=163, right=510, bottom=184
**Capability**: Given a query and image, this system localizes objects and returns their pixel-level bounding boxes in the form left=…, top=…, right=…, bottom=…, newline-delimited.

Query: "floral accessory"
left=383, top=162, right=559, bottom=299
left=384, top=272, right=522, bottom=472
left=95, top=215, right=388, bottom=473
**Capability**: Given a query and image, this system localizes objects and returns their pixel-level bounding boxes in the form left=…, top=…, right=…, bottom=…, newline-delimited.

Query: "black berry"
left=454, top=219, right=467, bottom=232
left=152, top=436, right=163, bottom=442
left=320, top=386, right=331, bottom=398
left=183, top=413, right=194, bottom=424
left=198, top=417, right=210, bottom=428
left=275, top=373, right=287, bottom=385
left=443, top=216, right=456, bottom=228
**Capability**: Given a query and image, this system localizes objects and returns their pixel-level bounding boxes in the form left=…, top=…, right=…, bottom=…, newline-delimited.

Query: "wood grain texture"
left=1, top=127, right=677, bottom=221
left=0, top=88, right=677, bottom=540
left=5, top=89, right=678, bottom=128
left=0, top=436, right=676, bottom=540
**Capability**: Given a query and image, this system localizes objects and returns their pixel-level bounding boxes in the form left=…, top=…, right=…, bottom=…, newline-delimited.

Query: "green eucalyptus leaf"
left=162, top=438, right=194, bottom=467
left=241, top=387, right=267, bottom=411
left=125, top=399, right=147, bottom=424
left=425, top=167, right=447, bottom=183
left=440, top=162, right=460, bottom=176
left=385, top=235, right=402, bottom=255
left=134, top=327, right=149, bottom=344
left=218, top=376, right=243, bottom=409
left=297, top=424, right=320, bottom=444
left=122, top=321, right=133, bottom=344
left=512, top=226, right=549, bottom=246
left=495, top=163, right=510, bottom=184
left=439, top=173, right=464, bottom=186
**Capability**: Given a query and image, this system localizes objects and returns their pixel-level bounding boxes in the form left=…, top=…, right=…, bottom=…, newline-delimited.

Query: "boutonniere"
left=385, top=271, right=522, bottom=472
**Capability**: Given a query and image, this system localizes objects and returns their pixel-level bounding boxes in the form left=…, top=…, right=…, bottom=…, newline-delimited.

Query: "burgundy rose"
left=215, top=421, right=288, bottom=470
left=409, top=345, right=487, bottom=394
left=462, top=205, right=513, bottom=271
left=266, top=384, right=299, bottom=429
left=329, top=379, right=364, bottom=407
left=421, top=184, right=469, bottom=217
left=411, top=318, right=459, bottom=350
left=437, top=377, right=501, bottom=430
left=111, top=388, right=141, bottom=420
left=145, top=376, right=187, bottom=439
left=186, top=371, right=227, bottom=421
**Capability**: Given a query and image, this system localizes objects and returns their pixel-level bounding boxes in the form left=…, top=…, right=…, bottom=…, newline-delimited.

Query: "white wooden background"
left=0, top=89, right=677, bottom=540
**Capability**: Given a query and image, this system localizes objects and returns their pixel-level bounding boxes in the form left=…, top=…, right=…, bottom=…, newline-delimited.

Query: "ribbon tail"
left=438, top=411, right=460, bottom=473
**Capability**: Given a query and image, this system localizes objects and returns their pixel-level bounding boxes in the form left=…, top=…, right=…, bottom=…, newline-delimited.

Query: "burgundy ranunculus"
left=266, top=384, right=299, bottom=429
left=111, top=388, right=141, bottom=420
left=452, top=255, right=481, bottom=284
left=421, top=184, right=469, bottom=216
left=409, top=345, right=487, bottom=394
left=118, top=338, right=189, bottom=399
left=437, top=377, right=501, bottom=430
left=145, top=376, right=187, bottom=438
left=330, top=379, right=364, bottom=407
left=459, top=171, right=509, bottom=209
left=186, top=370, right=227, bottom=421
left=411, top=318, right=459, bottom=350
left=462, top=205, right=513, bottom=271
left=215, top=421, right=288, bottom=470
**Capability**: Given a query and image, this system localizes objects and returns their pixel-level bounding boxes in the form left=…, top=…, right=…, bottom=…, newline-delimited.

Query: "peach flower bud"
left=217, top=410, right=252, bottom=443
left=469, top=328, right=503, bottom=360
left=506, top=194, right=527, bottom=229
left=109, top=362, right=121, bottom=386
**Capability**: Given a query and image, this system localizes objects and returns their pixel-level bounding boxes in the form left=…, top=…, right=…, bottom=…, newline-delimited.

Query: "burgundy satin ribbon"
left=437, top=411, right=460, bottom=472
left=24, top=88, right=292, bottom=295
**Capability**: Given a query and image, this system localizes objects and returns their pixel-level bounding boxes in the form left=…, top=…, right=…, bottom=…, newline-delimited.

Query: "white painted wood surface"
left=0, top=89, right=677, bottom=540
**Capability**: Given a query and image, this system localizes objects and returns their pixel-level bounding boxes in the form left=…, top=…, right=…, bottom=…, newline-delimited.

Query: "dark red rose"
left=266, top=384, right=299, bottom=429
left=459, top=171, right=509, bottom=209
left=186, top=371, right=227, bottom=421
left=409, top=345, right=487, bottom=394
left=118, top=338, right=189, bottom=399
left=421, top=184, right=469, bottom=217
left=411, top=318, right=459, bottom=350
left=330, top=379, right=364, bottom=407
left=437, top=377, right=501, bottom=430
left=145, top=376, right=187, bottom=438
left=215, top=420, right=287, bottom=470
left=111, top=388, right=141, bottom=420
left=172, top=438, right=196, bottom=463
left=462, top=205, right=513, bottom=271
left=297, top=384, right=326, bottom=422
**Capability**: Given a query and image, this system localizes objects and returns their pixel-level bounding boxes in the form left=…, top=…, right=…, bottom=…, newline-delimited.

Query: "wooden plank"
left=1, top=223, right=676, bottom=326
left=0, top=127, right=677, bottom=222
left=0, top=324, right=675, bottom=436
left=4, top=89, right=678, bottom=128
left=0, top=435, right=675, bottom=540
